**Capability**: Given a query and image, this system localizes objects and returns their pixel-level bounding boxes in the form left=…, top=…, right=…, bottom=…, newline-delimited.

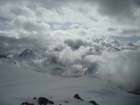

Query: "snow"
left=0, top=36, right=140, bottom=105
left=92, top=36, right=120, bottom=48
left=107, top=47, right=120, bottom=52
left=0, top=63, right=140, bottom=105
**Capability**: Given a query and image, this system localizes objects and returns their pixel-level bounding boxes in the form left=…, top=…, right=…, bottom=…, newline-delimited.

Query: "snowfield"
left=0, top=64, right=140, bottom=105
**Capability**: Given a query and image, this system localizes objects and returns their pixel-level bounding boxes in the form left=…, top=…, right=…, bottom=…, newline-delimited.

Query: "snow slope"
left=0, top=64, right=140, bottom=105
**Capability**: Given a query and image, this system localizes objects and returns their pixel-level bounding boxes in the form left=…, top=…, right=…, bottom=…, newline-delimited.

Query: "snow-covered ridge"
left=0, top=64, right=140, bottom=105
left=19, top=49, right=41, bottom=60
left=92, top=36, right=138, bottom=50
left=92, top=36, right=120, bottom=47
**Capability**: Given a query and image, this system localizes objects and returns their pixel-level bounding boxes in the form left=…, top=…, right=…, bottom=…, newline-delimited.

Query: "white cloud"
left=12, top=15, right=26, bottom=26
left=59, top=46, right=81, bottom=63
left=12, top=16, right=50, bottom=32
left=72, top=64, right=83, bottom=71
left=59, top=46, right=89, bottom=63
left=95, top=50, right=140, bottom=91
left=35, top=7, right=62, bottom=23
left=0, top=0, right=139, bottom=37
left=10, top=6, right=34, bottom=18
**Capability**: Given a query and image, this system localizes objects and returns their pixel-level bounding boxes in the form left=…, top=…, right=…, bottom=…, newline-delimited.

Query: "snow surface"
left=0, top=63, right=140, bottom=105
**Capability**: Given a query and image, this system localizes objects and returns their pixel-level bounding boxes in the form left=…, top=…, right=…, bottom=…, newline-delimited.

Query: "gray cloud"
left=0, top=1, right=30, bottom=19
left=10, top=6, right=34, bottom=18
left=64, top=39, right=86, bottom=50
left=121, top=29, right=140, bottom=35
left=0, top=0, right=140, bottom=37
left=95, top=0, right=135, bottom=18
left=0, top=35, right=49, bottom=55
left=107, top=28, right=117, bottom=32
left=95, top=50, right=140, bottom=91
left=43, top=0, right=140, bottom=20
left=13, top=16, right=50, bottom=32
left=1, top=0, right=140, bottom=19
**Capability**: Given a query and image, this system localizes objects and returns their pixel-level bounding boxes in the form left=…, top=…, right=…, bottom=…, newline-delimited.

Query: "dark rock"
left=89, top=100, right=99, bottom=105
left=21, top=102, right=34, bottom=105
left=0, top=55, right=7, bottom=58
left=33, top=97, right=37, bottom=99
left=48, top=100, right=54, bottom=104
left=65, top=101, right=69, bottom=103
left=38, top=97, right=48, bottom=105
left=127, top=91, right=140, bottom=95
left=74, top=94, right=84, bottom=101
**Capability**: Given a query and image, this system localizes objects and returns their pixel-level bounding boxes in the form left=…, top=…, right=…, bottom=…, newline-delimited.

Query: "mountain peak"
left=125, top=41, right=135, bottom=46
left=19, top=49, right=40, bottom=59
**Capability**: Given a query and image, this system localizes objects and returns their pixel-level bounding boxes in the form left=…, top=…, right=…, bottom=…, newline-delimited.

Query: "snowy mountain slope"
left=107, top=46, right=120, bottom=52
left=92, top=36, right=121, bottom=48
left=121, top=41, right=139, bottom=50
left=91, top=36, right=140, bottom=51
left=0, top=36, right=140, bottom=105
left=19, top=49, right=42, bottom=60
left=0, top=64, right=140, bottom=105
left=2, top=44, right=139, bottom=93
left=104, top=36, right=120, bottom=47
left=0, top=55, right=16, bottom=65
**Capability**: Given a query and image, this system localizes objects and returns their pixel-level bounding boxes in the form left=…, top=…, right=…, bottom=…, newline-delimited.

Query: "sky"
left=0, top=0, right=140, bottom=39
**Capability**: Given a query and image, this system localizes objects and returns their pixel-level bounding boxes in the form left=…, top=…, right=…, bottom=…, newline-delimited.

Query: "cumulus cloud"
left=10, top=6, right=34, bottom=18
left=12, top=16, right=50, bottom=32
left=35, top=7, right=62, bottom=23
left=0, top=0, right=140, bottom=37
left=59, top=46, right=88, bottom=63
left=68, top=24, right=80, bottom=29
left=0, top=1, right=31, bottom=19
left=47, top=0, right=140, bottom=24
left=64, top=39, right=86, bottom=49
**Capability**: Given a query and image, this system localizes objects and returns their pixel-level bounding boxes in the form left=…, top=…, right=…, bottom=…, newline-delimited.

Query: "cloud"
left=59, top=46, right=86, bottom=63
left=68, top=24, right=80, bottom=29
left=107, top=28, right=117, bottom=32
left=95, top=50, right=140, bottom=91
left=121, top=29, right=140, bottom=35
left=35, top=7, right=62, bottom=23
left=0, top=1, right=31, bottom=19
left=10, top=6, right=34, bottom=18
left=0, top=30, right=23, bottom=38
left=35, top=6, right=96, bottom=28
left=64, top=39, right=86, bottom=49
left=0, top=0, right=140, bottom=37
left=136, top=40, right=140, bottom=47
left=47, top=0, right=140, bottom=22
left=13, top=15, right=51, bottom=32
left=0, top=35, right=49, bottom=55
left=95, top=0, right=135, bottom=18
left=12, top=15, right=26, bottom=26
